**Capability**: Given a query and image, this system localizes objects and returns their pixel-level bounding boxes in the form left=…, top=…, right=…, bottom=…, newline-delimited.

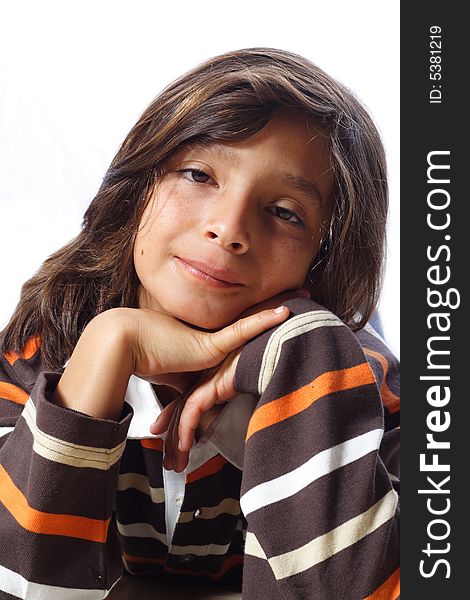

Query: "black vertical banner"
left=401, top=2, right=467, bottom=597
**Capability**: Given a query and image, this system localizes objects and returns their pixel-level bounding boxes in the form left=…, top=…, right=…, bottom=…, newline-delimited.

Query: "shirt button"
left=178, top=554, right=196, bottom=564
left=193, top=508, right=202, bottom=519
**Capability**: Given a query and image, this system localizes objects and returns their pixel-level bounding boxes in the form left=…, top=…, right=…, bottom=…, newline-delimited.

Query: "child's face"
left=133, top=110, right=333, bottom=329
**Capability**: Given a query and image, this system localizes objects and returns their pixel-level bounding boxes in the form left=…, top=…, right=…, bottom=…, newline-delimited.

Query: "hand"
left=150, top=348, right=241, bottom=471
left=128, top=304, right=290, bottom=381
left=52, top=303, right=290, bottom=421
left=150, top=288, right=310, bottom=471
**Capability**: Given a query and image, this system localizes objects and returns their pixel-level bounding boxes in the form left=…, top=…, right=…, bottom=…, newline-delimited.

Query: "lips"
left=175, top=257, right=243, bottom=287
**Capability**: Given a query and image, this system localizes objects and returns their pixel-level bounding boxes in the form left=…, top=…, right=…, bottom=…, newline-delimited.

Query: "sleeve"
left=234, top=299, right=400, bottom=600
left=0, top=338, right=133, bottom=599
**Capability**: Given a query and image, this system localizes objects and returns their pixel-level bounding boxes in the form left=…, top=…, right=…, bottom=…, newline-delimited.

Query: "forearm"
left=235, top=298, right=400, bottom=599
left=52, top=308, right=135, bottom=420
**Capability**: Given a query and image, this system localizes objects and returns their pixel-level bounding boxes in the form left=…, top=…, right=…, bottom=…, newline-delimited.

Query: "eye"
left=177, top=168, right=213, bottom=184
left=269, top=205, right=304, bottom=226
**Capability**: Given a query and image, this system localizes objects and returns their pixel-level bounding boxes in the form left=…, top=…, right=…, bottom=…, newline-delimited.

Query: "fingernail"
left=274, top=306, right=287, bottom=314
left=178, top=440, right=185, bottom=452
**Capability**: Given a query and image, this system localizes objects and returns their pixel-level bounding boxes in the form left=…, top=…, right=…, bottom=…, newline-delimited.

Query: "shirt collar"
left=124, top=375, right=256, bottom=471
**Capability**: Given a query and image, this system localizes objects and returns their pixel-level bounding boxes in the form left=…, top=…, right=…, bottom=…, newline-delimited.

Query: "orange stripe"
left=165, top=553, right=244, bottom=580
left=122, top=552, right=166, bottom=566
left=123, top=551, right=243, bottom=580
left=4, top=336, right=40, bottom=366
left=364, top=348, right=400, bottom=414
left=186, top=455, right=227, bottom=484
left=0, top=464, right=110, bottom=542
left=0, top=381, right=29, bottom=405
left=246, top=362, right=376, bottom=442
left=364, top=567, right=400, bottom=599
left=141, top=437, right=164, bottom=452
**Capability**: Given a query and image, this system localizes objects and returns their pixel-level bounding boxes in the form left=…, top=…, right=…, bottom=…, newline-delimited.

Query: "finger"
left=204, top=306, right=289, bottom=362
left=171, top=400, right=190, bottom=473
left=163, top=399, right=183, bottom=470
left=173, top=438, right=190, bottom=473
left=177, top=381, right=218, bottom=452
left=163, top=405, right=178, bottom=470
left=149, top=399, right=179, bottom=435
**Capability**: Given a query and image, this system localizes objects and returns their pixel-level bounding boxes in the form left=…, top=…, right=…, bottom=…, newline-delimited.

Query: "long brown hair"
left=2, top=47, right=388, bottom=369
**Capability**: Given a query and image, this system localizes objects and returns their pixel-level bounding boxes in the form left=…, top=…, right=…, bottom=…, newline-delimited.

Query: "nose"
left=202, top=192, right=251, bottom=254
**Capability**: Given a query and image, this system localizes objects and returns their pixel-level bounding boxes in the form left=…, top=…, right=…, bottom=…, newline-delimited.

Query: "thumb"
left=201, top=306, right=289, bottom=365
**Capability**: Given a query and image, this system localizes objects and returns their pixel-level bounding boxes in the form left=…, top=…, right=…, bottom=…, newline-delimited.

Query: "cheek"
left=283, top=236, right=317, bottom=270
left=136, top=188, right=196, bottom=246
left=158, top=187, right=195, bottom=221
left=263, top=238, right=315, bottom=290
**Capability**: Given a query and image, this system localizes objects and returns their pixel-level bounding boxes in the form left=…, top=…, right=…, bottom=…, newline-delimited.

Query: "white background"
left=0, top=0, right=400, bottom=356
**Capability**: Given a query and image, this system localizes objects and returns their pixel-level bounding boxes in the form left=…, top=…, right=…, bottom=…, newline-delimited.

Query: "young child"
left=0, top=48, right=399, bottom=599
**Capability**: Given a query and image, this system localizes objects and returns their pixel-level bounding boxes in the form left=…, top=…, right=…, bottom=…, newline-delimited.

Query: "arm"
left=235, top=298, right=400, bottom=600
left=0, top=336, right=132, bottom=597
left=0, top=306, right=289, bottom=596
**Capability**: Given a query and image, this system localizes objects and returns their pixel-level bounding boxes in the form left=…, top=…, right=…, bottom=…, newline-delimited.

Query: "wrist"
left=88, top=307, right=138, bottom=366
left=52, top=308, right=135, bottom=420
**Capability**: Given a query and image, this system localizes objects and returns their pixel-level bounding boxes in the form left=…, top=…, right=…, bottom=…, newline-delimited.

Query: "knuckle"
left=232, top=318, right=250, bottom=342
left=196, top=334, right=222, bottom=363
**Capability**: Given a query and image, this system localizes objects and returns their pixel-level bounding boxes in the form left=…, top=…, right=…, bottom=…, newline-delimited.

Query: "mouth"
left=174, top=257, right=244, bottom=288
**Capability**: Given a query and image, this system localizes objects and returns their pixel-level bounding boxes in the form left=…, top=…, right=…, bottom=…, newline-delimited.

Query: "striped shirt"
left=0, top=298, right=400, bottom=599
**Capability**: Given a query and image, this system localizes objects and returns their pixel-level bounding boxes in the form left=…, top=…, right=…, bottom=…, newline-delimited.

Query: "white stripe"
left=245, top=532, right=267, bottom=560
left=22, top=399, right=126, bottom=470
left=258, top=311, right=344, bottom=393
left=0, top=563, right=117, bottom=599
left=116, top=519, right=230, bottom=557
left=171, top=541, right=232, bottom=557
left=364, top=321, right=387, bottom=345
left=0, top=426, right=14, bottom=438
left=179, top=497, right=241, bottom=522
left=268, top=489, right=399, bottom=579
left=116, top=520, right=167, bottom=546
left=117, top=472, right=165, bottom=504
left=241, top=429, right=383, bottom=517
left=236, top=518, right=247, bottom=539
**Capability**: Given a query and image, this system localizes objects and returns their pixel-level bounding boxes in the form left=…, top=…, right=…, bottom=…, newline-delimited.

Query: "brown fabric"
left=0, top=299, right=399, bottom=599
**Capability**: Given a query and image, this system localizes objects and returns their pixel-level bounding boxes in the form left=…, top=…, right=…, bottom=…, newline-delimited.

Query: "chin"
left=180, top=311, right=236, bottom=331
left=169, top=302, right=241, bottom=331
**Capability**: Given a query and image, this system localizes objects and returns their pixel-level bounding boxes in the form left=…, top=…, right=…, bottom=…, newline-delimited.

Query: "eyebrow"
left=275, top=172, right=324, bottom=206
left=187, top=142, right=241, bottom=167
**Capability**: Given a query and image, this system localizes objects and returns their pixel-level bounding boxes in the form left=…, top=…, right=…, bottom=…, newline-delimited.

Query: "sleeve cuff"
left=31, top=372, right=133, bottom=449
